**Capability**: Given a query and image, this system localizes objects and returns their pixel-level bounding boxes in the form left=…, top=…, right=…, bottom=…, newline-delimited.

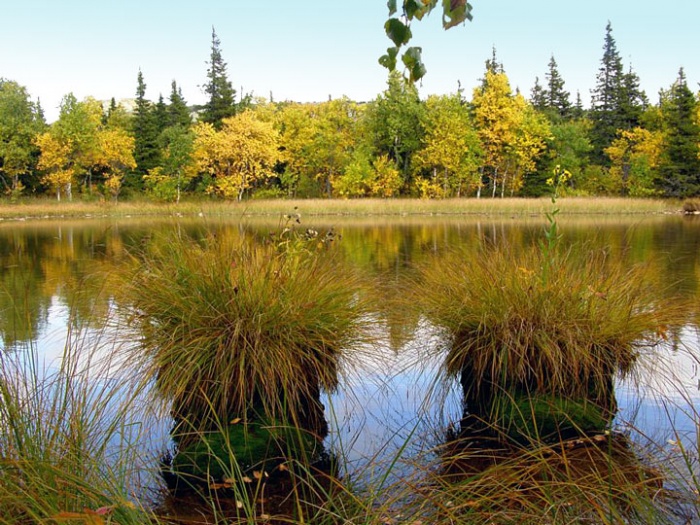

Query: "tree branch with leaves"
left=381, top=0, right=473, bottom=82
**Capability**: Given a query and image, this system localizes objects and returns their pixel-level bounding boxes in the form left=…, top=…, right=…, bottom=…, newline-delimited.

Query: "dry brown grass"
left=0, top=196, right=681, bottom=220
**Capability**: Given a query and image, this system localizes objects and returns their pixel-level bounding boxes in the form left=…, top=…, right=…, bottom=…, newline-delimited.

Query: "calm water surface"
left=1, top=214, right=699, bottom=492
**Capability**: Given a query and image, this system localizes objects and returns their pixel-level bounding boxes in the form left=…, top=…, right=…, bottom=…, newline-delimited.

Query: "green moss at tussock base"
left=170, top=418, right=321, bottom=485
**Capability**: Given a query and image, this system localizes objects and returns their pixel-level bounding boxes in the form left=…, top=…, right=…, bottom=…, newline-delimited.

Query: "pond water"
left=1, top=213, right=699, bottom=509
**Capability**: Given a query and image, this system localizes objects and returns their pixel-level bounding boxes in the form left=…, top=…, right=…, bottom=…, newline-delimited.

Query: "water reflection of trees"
left=1, top=216, right=700, bottom=351
left=0, top=232, right=50, bottom=350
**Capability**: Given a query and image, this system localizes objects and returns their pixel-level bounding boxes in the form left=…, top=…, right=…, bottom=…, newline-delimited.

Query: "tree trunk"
left=176, top=172, right=181, bottom=204
left=491, top=168, right=498, bottom=198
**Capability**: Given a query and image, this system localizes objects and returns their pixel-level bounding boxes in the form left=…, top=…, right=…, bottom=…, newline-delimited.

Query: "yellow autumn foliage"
left=193, top=111, right=279, bottom=200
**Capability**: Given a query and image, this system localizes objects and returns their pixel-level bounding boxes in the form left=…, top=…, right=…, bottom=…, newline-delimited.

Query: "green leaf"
left=385, top=18, right=412, bottom=47
left=404, top=0, right=425, bottom=19
left=408, top=0, right=438, bottom=20
left=442, top=0, right=473, bottom=29
left=379, top=47, right=399, bottom=71
left=401, top=46, right=427, bottom=83
left=387, top=0, right=397, bottom=16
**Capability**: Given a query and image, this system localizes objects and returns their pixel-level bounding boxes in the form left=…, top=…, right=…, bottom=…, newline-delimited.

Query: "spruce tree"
left=201, top=27, right=236, bottom=128
left=168, top=80, right=191, bottom=128
left=656, top=69, right=700, bottom=197
left=530, top=77, right=547, bottom=112
left=571, top=91, right=585, bottom=120
left=545, top=55, right=571, bottom=119
left=107, top=98, right=118, bottom=122
left=154, top=94, right=168, bottom=135
left=589, top=23, right=646, bottom=165
left=590, top=22, right=625, bottom=163
left=484, top=47, right=503, bottom=75
left=619, top=66, right=647, bottom=130
left=35, top=98, right=46, bottom=126
left=131, top=70, right=160, bottom=183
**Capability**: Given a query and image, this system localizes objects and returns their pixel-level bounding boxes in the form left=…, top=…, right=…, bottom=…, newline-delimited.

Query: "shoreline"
left=0, top=197, right=683, bottom=222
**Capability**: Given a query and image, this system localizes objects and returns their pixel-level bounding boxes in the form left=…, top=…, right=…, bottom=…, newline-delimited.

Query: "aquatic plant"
left=417, top=242, right=688, bottom=439
left=0, top=321, right=154, bottom=524
left=124, top=223, right=372, bottom=486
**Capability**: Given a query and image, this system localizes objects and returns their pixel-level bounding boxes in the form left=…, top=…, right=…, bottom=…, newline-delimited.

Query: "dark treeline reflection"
left=0, top=215, right=698, bottom=350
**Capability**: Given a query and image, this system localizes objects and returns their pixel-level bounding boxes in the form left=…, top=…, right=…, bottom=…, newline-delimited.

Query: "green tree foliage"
left=0, top=79, right=44, bottom=197
left=168, top=80, right=191, bottom=128
left=37, top=94, right=102, bottom=200
left=365, top=71, right=424, bottom=192
left=200, top=27, right=237, bottom=129
left=530, top=76, right=547, bottom=113
left=153, top=93, right=168, bottom=136
left=656, top=69, right=700, bottom=197
left=334, top=148, right=373, bottom=198
left=619, top=66, right=648, bottom=130
left=590, top=22, right=647, bottom=164
left=544, top=56, right=571, bottom=120
left=145, top=126, right=196, bottom=202
left=508, top=98, right=552, bottom=196
left=606, top=127, right=663, bottom=196
left=104, top=98, right=132, bottom=131
left=545, top=120, right=592, bottom=195
left=413, top=94, right=483, bottom=197
left=571, top=91, right=585, bottom=120
left=36, top=94, right=136, bottom=201
left=131, top=70, right=160, bottom=184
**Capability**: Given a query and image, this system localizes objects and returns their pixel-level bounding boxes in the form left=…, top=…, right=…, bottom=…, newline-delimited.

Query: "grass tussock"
left=124, top=227, right=373, bottom=438
left=417, top=243, right=689, bottom=418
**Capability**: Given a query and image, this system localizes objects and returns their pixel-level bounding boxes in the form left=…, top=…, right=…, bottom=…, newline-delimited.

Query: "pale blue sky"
left=1, top=0, right=698, bottom=122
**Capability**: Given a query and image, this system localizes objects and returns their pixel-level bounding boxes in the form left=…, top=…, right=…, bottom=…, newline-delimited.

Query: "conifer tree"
left=480, top=47, right=504, bottom=89
left=131, top=70, right=160, bottom=183
left=35, top=98, right=46, bottom=126
left=530, top=77, right=547, bottom=112
left=571, top=91, right=585, bottom=120
left=201, top=27, right=236, bottom=129
left=154, top=94, right=169, bottom=135
left=103, top=97, right=118, bottom=126
left=168, top=80, right=191, bottom=128
left=589, top=22, right=646, bottom=164
left=545, top=55, right=571, bottom=119
left=590, top=22, right=625, bottom=163
left=619, top=66, right=648, bottom=130
left=656, top=69, right=700, bottom=197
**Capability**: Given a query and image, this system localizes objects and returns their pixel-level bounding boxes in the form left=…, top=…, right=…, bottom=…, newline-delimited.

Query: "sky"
left=1, top=0, right=698, bottom=123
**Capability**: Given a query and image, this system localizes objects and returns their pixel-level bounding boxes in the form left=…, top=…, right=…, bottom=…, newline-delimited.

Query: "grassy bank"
left=0, top=196, right=682, bottom=220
